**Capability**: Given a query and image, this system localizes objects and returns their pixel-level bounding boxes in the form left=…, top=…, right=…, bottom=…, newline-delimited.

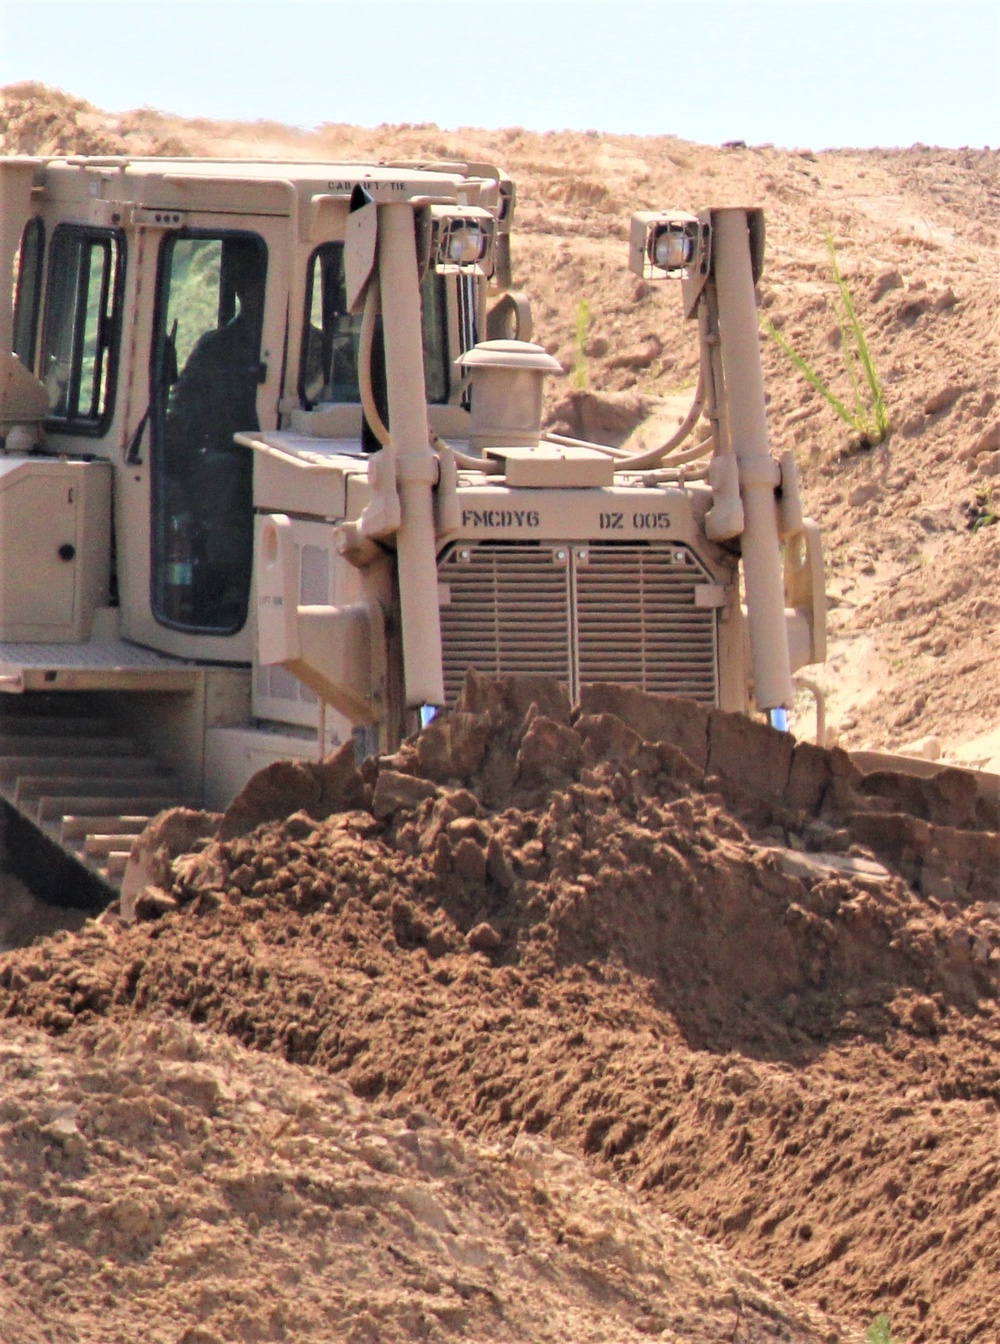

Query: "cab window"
left=149, top=231, right=266, bottom=636
left=421, top=269, right=450, bottom=406
left=299, top=242, right=453, bottom=410
left=13, top=217, right=44, bottom=369
left=40, top=225, right=123, bottom=434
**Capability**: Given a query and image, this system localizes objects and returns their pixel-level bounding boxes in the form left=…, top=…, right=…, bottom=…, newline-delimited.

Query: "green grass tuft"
left=571, top=298, right=591, bottom=391
left=762, top=236, right=888, bottom=447
left=865, top=1314, right=894, bottom=1344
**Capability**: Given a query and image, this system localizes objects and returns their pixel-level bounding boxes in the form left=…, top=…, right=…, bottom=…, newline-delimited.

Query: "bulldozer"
left=0, top=154, right=826, bottom=909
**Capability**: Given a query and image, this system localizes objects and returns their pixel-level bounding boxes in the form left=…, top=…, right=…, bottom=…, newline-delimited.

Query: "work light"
left=628, top=210, right=700, bottom=280
left=428, top=206, right=496, bottom=276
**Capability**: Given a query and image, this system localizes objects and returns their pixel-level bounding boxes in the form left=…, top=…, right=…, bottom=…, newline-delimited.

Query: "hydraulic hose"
left=429, top=432, right=503, bottom=474
left=542, top=374, right=709, bottom=476
left=610, top=373, right=707, bottom=472
left=641, top=462, right=711, bottom=484
left=543, top=431, right=629, bottom=459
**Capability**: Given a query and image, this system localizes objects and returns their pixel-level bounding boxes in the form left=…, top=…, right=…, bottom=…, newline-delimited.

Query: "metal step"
left=104, top=851, right=131, bottom=882
left=64, top=817, right=154, bottom=887
left=60, top=815, right=152, bottom=842
left=82, top=839, right=136, bottom=887
left=0, top=755, right=162, bottom=782
left=15, top=774, right=173, bottom=809
left=54, top=815, right=154, bottom=885
left=0, top=696, right=191, bottom=898
left=36, top=793, right=183, bottom=823
left=83, top=833, right=138, bottom=860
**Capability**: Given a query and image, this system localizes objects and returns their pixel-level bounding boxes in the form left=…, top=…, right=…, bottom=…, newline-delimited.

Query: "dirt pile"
left=0, top=82, right=191, bottom=157
left=2, top=1018, right=841, bottom=1344
left=2, top=677, right=998, bottom=1343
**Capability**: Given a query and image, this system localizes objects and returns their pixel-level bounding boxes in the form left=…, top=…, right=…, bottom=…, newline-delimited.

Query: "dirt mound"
left=1, top=1018, right=843, bottom=1344
left=2, top=678, right=997, bottom=1343
left=0, top=82, right=190, bottom=156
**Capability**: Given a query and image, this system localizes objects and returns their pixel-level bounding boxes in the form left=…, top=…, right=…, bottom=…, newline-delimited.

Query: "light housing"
left=629, top=210, right=700, bottom=280
left=425, top=205, right=497, bottom=277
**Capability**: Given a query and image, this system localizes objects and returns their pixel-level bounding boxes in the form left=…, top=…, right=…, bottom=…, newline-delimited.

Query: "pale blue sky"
left=1, top=0, right=997, bottom=149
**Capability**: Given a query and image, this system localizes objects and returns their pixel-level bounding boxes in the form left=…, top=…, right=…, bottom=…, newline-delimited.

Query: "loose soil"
left=0, top=85, right=998, bottom=1344
left=2, top=675, right=999, bottom=1343
left=1, top=1016, right=842, bottom=1344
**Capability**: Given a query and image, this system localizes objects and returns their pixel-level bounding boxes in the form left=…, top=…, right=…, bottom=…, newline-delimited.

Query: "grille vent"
left=437, top=543, right=572, bottom=703
left=438, top=541, right=719, bottom=706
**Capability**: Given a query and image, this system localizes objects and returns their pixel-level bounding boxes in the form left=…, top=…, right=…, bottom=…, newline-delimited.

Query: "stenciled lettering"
left=632, top=510, right=672, bottom=530
left=599, top=511, right=624, bottom=530
left=461, top=508, right=541, bottom=529
left=328, top=180, right=408, bottom=194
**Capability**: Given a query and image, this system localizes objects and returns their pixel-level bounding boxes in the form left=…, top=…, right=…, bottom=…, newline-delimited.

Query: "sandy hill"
left=1, top=81, right=997, bottom=764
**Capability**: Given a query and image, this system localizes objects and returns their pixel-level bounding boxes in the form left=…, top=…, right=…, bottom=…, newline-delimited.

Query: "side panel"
left=0, top=459, right=111, bottom=642
left=252, top=513, right=359, bottom=743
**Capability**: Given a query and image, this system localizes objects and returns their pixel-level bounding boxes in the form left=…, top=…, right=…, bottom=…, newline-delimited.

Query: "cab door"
left=116, top=213, right=287, bottom=662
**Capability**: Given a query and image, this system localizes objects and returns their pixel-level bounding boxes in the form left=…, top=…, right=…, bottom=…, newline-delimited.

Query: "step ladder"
left=0, top=701, right=192, bottom=892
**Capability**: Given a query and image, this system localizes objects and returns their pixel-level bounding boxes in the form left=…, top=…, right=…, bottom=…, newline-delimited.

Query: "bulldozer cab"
left=1, top=159, right=492, bottom=667
left=3, top=172, right=290, bottom=662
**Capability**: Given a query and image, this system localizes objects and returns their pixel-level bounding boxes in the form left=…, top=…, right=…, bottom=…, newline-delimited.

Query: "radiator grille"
left=438, top=541, right=718, bottom=706
left=438, top=544, right=571, bottom=704
left=576, top=544, right=718, bottom=700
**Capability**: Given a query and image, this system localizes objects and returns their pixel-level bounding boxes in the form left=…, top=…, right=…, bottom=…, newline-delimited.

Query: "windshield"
left=299, top=242, right=454, bottom=410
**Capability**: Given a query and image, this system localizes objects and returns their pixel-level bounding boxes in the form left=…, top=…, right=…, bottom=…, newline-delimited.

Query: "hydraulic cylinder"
left=377, top=203, right=446, bottom=709
left=712, top=208, right=794, bottom=712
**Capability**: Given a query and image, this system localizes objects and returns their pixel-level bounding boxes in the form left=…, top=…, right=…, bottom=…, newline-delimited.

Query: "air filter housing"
left=459, top=340, right=562, bottom=456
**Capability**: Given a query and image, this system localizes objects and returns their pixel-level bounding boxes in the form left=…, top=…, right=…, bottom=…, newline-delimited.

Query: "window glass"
left=300, top=244, right=363, bottom=406
left=455, top=274, right=478, bottom=411
left=40, top=226, right=121, bottom=432
left=12, top=217, right=44, bottom=368
left=79, top=245, right=110, bottom=415
left=150, top=231, right=266, bottom=636
left=421, top=272, right=449, bottom=406
left=299, top=243, right=454, bottom=411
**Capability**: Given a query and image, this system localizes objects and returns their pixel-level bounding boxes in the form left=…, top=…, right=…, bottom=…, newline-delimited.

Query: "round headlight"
left=652, top=225, right=694, bottom=273
left=447, top=223, right=483, bottom=265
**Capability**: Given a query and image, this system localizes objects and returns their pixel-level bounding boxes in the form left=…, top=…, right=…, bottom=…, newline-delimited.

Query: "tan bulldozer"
left=0, top=153, right=829, bottom=908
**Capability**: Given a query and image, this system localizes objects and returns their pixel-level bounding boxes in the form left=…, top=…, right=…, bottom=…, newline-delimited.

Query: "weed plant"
left=762, top=237, right=888, bottom=447
left=865, top=1315, right=894, bottom=1344
left=966, top=484, right=998, bottom=532
left=572, top=298, right=591, bottom=391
